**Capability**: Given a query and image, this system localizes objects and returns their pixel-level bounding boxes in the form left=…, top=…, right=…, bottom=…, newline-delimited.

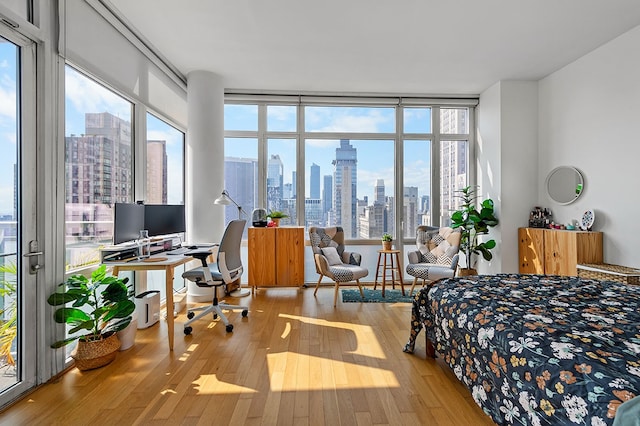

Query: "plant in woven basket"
left=450, top=186, right=499, bottom=273
left=47, top=264, right=135, bottom=349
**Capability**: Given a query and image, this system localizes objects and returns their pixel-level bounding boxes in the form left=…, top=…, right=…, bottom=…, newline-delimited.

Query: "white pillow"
left=321, top=247, right=343, bottom=266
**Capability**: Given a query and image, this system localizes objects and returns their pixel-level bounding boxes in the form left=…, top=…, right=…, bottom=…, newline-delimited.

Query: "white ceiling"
left=107, top=0, right=640, bottom=96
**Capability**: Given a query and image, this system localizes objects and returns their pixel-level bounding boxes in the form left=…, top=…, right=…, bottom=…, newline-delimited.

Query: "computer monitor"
left=143, top=204, right=186, bottom=238
left=113, top=203, right=145, bottom=245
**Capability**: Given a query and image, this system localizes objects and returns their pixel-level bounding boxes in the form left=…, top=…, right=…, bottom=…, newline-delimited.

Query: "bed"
left=403, top=273, right=640, bottom=425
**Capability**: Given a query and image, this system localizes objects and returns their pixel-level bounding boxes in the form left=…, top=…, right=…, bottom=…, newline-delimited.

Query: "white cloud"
left=65, top=69, right=131, bottom=121
left=0, top=73, right=17, bottom=121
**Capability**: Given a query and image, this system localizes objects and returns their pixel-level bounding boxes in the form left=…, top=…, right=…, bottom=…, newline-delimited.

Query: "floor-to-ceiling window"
left=144, top=112, right=186, bottom=299
left=64, top=65, right=134, bottom=271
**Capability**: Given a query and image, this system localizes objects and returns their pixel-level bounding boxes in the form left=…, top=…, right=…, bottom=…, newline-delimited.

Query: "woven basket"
left=71, top=333, right=121, bottom=371
left=382, top=241, right=392, bottom=250
left=577, top=263, right=640, bottom=285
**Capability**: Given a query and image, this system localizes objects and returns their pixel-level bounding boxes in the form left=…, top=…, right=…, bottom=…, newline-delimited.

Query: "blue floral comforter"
left=404, top=273, right=640, bottom=425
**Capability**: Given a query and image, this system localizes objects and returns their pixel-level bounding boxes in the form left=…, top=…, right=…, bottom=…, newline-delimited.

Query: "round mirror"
left=546, top=166, right=584, bottom=205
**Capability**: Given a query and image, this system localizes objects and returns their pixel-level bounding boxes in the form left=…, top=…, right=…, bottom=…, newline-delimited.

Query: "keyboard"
left=165, top=247, right=190, bottom=255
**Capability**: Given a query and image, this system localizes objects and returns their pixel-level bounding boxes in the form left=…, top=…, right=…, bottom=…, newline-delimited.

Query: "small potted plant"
left=268, top=210, right=289, bottom=227
left=47, top=264, right=135, bottom=370
left=450, top=186, right=499, bottom=276
left=381, top=233, right=393, bottom=250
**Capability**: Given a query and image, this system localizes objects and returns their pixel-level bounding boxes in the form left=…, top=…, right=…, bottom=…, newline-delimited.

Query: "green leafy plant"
left=450, top=186, right=499, bottom=270
left=47, top=265, right=135, bottom=348
left=268, top=210, right=289, bottom=219
left=0, top=261, right=17, bottom=366
left=381, top=233, right=393, bottom=242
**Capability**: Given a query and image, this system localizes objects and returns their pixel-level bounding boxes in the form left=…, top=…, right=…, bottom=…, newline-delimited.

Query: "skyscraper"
left=267, top=154, right=284, bottom=212
left=224, top=157, right=258, bottom=224
left=310, top=163, right=320, bottom=199
left=146, top=140, right=167, bottom=204
left=333, top=139, right=358, bottom=238
left=440, top=109, right=468, bottom=225
left=322, top=174, right=332, bottom=225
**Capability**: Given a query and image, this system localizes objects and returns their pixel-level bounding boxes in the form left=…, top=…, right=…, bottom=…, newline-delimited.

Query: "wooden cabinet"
left=518, top=227, right=603, bottom=276
left=248, top=227, right=305, bottom=289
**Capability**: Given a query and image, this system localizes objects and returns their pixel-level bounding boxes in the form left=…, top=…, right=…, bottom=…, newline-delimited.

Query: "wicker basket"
left=577, top=263, right=640, bottom=285
left=71, top=333, right=121, bottom=371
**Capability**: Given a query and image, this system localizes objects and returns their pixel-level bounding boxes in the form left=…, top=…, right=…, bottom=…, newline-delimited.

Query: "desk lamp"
left=214, top=190, right=247, bottom=219
left=213, top=190, right=250, bottom=297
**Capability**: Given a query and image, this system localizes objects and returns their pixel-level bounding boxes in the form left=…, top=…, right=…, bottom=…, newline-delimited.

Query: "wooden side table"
left=374, top=249, right=405, bottom=297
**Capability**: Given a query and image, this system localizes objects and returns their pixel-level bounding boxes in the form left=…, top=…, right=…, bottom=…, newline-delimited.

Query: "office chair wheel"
left=242, top=309, right=248, bottom=317
left=187, top=312, right=195, bottom=320
left=213, top=314, right=218, bottom=320
left=226, top=324, right=233, bottom=332
left=184, top=326, right=192, bottom=335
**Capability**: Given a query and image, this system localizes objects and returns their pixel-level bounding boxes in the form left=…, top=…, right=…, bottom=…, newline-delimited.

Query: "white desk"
left=107, top=252, right=203, bottom=351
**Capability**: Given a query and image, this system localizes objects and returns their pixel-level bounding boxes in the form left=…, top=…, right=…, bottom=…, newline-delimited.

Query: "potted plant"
left=450, top=186, right=499, bottom=276
left=47, top=264, right=135, bottom=370
left=0, top=261, right=17, bottom=368
left=381, top=233, right=393, bottom=250
left=268, top=210, right=289, bottom=227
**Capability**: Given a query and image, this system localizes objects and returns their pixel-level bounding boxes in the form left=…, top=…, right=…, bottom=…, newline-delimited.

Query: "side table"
left=374, top=249, right=405, bottom=297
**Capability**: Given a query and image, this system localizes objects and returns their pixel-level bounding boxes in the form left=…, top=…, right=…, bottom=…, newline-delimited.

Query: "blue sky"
left=0, top=41, right=17, bottom=216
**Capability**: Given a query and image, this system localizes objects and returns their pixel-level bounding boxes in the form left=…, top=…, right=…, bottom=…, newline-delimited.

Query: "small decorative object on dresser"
left=580, top=209, right=595, bottom=231
left=267, top=210, right=288, bottom=227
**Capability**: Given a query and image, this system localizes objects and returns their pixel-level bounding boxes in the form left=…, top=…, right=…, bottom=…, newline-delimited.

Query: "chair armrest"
left=407, top=250, right=421, bottom=264
left=342, top=251, right=362, bottom=265
left=451, top=254, right=459, bottom=271
left=314, top=253, right=331, bottom=275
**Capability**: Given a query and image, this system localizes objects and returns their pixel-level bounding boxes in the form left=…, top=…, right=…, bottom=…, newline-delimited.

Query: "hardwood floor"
left=1, top=286, right=495, bottom=425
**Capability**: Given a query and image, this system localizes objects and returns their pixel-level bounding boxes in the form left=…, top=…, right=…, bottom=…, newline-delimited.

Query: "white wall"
left=538, top=25, right=640, bottom=267
left=477, top=81, right=538, bottom=273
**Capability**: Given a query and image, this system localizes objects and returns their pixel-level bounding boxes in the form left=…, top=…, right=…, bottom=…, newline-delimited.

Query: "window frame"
left=224, top=95, right=477, bottom=247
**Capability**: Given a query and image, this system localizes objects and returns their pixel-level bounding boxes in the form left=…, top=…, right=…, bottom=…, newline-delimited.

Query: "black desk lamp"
left=213, top=190, right=250, bottom=297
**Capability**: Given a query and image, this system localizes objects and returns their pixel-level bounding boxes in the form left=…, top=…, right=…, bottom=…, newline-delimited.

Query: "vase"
left=271, top=218, right=281, bottom=227
left=71, top=333, right=121, bottom=371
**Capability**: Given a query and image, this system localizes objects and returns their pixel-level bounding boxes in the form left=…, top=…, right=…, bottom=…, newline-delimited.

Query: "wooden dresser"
left=248, top=226, right=305, bottom=290
left=518, top=227, right=603, bottom=276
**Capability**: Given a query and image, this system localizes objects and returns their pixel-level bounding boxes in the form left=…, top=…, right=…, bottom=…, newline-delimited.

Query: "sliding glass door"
left=0, top=29, right=38, bottom=406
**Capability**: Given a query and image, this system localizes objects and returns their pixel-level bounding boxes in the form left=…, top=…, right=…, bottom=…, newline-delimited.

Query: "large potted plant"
left=450, top=186, right=499, bottom=276
left=47, top=265, right=135, bottom=370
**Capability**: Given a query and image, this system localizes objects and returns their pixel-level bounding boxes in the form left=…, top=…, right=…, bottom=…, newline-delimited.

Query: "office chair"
left=181, top=219, right=248, bottom=335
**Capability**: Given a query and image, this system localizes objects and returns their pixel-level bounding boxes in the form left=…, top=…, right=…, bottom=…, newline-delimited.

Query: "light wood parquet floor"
left=1, top=285, right=495, bottom=425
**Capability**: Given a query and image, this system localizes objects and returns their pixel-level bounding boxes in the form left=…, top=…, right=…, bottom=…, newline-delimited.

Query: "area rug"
left=341, top=288, right=414, bottom=303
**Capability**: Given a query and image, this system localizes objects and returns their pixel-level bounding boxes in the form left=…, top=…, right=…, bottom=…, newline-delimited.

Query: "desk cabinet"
left=248, top=227, right=305, bottom=289
left=518, top=227, right=603, bottom=276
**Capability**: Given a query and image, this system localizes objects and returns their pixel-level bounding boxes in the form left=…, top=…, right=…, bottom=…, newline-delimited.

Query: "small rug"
left=341, top=288, right=414, bottom=303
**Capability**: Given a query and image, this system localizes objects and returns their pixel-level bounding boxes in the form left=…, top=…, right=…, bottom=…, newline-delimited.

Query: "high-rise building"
left=224, top=157, right=258, bottom=225
left=375, top=179, right=385, bottom=205
left=291, top=171, right=297, bottom=199
left=146, top=140, right=167, bottom=204
left=65, top=112, right=132, bottom=239
left=403, top=186, right=419, bottom=238
left=322, top=174, right=332, bottom=223
left=310, top=163, right=320, bottom=199
left=440, top=109, right=468, bottom=225
left=267, top=154, right=284, bottom=212
left=333, top=139, right=358, bottom=238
